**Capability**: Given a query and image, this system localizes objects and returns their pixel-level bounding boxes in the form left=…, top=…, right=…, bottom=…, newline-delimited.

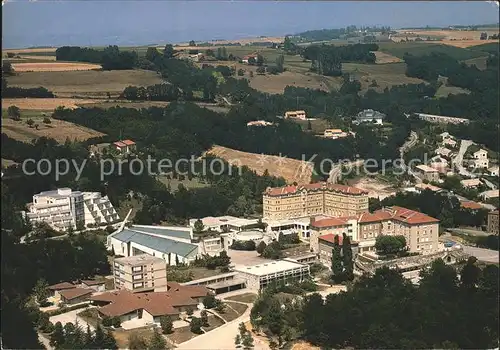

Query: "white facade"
left=26, top=188, right=120, bottom=231
left=189, top=216, right=260, bottom=233
left=234, top=260, right=310, bottom=291
left=473, top=149, right=489, bottom=169
left=354, top=109, right=386, bottom=125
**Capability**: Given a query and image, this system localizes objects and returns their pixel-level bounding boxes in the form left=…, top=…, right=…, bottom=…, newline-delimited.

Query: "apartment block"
left=310, top=206, right=440, bottom=256
left=415, top=165, right=440, bottom=183
left=26, top=188, right=120, bottom=231
left=113, top=254, right=168, bottom=293
left=263, top=182, right=369, bottom=220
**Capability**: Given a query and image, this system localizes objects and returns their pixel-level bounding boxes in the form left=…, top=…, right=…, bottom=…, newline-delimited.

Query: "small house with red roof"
left=113, top=139, right=136, bottom=154
left=317, top=233, right=360, bottom=267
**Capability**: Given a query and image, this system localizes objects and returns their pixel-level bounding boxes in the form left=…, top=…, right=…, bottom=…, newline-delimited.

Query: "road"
left=462, top=246, right=499, bottom=263
left=176, top=303, right=269, bottom=350
left=452, top=139, right=475, bottom=177
left=327, top=159, right=364, bottom=183
left=482, top=178, right=498, bottom=190
left=399, top=131, right=420, bottom=182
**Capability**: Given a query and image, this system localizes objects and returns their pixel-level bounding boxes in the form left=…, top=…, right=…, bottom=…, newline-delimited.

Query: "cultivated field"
left=378, top=42, right=489, bottom=60
left=11, top=62, right=102, bottom=72
left=463, top=56, right=489, bottom=70
left=206, top=145, right=314, bottom=184
left=373, top=51, right=402, bottom=64
left=2, top=117, right=105, bottom=143
left=3, top=47, right=57, bottom=54
left=249, top=70, right=332, bottom=94
left=394, top=29, right=499, bottom=41
left=2, top=98, right=97, bottom=110
left=6, top=69, right=163, bottom=98
left=438, top=39, right=499, bottom=48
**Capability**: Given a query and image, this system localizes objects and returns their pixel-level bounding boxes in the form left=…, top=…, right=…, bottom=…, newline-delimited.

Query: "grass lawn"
left=463, top=56, right=489, bottom=70
left=77, top=308, right=101, bottom=328
left=222, top=302, right=248, bottom=322
left=156, top=176, right=210, bottom=192
left=292, top=118, right=332, bottom=134
left=224, top=293, right=258, bottom=304
left=117, top=197, right=143, bottom=221
left=167, top=325, right=199, bottom=344
left=201, top=315, right=225, bottom=332
left=112, top=327, right=156, bottom=349
left=6, top=69, right=163, bottom=98
left=378, top=42, right=488, bottom=60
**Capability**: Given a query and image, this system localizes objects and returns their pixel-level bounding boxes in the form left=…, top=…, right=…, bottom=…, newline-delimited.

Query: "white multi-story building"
left=26, top=188, right=120, bottom=231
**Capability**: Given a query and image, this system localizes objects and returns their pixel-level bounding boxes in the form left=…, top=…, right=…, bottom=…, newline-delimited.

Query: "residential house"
left=242, top=54, right=258, bottom=64
left=429, top=158, right=449, bottom=174
left=90, top=283, right=209, bottom=324
left=80, top=280, right=106, bottom=292
left=415, top=165, right=440, bottom=182
left=323, top=129, right=349, bottom=139
left=487, top=210, right=499, bottom=235
left=414, top=183, right=444, bottom=193
left=114, top=140, right=136, bottom=154
left=354, top=109, right=386, bottom=125
left=113, top=254, right=168, bottom=293
left=460, top=201, right=483, bottom=211
left=48, top=282, right=77, bottom=299
left=488, top=166, right=499, bottom=177
left=25, top=188, right=120, bottom=231
left=442, top=138, right=457, bottom=148
left=480, top=190, right=500, bottom=200
left=59, top=288, right=93, bottom=305
left=262, top=183, right=369, bottom=220
left=435, top=147, right=453, bottom=158
left=246, top=120, right=274, bottom=127
left=310, top=206, right=440, bottom=256
left=473, top=149, right=489, bottom=169
left=461, top=178, right=482, bottom=188
left=439, top=132, right=450, bottom=140
left=284, top=110, right=307, bottom=120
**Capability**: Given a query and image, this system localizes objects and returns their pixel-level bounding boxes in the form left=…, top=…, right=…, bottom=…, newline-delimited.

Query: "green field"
left=468, top=42, right=499, bottom=55
left=378, top=42, right=488, bottom=60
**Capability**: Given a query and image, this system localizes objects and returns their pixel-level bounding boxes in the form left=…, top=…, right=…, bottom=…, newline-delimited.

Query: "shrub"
left=47, top=303, right=89, bottom=316
left=203, top=294, right=217, bottom=309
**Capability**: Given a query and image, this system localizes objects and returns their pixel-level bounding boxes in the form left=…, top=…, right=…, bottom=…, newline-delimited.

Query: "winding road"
left=452, top=139, right=475, bottom=177
left=399, top=131, right=420, bottom=182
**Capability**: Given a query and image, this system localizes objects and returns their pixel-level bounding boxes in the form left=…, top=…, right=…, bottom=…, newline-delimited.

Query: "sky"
left=2, top=1, right=499, bottom=48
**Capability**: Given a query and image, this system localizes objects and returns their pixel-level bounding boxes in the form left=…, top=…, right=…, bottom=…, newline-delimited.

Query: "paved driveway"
left=49, top=307, right=95, bottom=331
left=462, top=246, right=499, bottom=263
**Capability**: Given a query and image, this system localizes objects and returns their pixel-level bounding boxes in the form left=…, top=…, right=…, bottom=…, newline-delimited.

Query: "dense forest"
left=55, top=45, right=138, bottom=70
left=251, top=259, right=499, bottom=349
left=2, top=78, right=54, bottom=98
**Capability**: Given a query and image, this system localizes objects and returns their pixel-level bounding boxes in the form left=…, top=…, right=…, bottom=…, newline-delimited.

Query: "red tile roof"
left=113, top=141, right=127, bottom=148
left=311, top=217, right=350, bottom=228
left=319, top=233, right=344, bottom=245
left=383, top=206, right=439, bottom=225
left=122, top=139, right=136, bottom=146
left=48, top=282, right=76, bottom=291
left=59, top=288, right=93, bottom=301
left=460, top=201, right=483, bottom=210
left=264, top=182, right=367, bottom=197
left=91, top=285, right=209, bottom=318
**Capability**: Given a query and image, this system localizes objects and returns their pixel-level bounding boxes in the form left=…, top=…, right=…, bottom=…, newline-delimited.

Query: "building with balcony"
left=263, top=182, right=369, bottom=220
left=25, top=188, right=120, bottom=231
left=113, top=254, right=168, bottom=293
left=354, top=109, right=386, bottom=125
left=473, top=149, right=489, bottom=169
left=415, top=164, right=440, bottom=182
left=284, top=110, right=307, bottom=120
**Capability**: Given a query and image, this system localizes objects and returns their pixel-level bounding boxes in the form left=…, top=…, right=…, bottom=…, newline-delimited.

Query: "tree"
left=342, top=233, right=354, bottom=281
left=193, top=219, right=204, bottom=234
left=242, top=333, right=254, bottom=349
left=275, top=54, right=285, bottom=72
left=239, top=322, right=248, bottom=337
left=460, top=256, right=480, bottom=290
left=256, top=241, right=267, bottom=255
left=235, top=334, right=241, bottom=347
left=331, top=235, right=343, bottom=283
left=146, top=47, right=161, bottom=62
left=189, top=40, right=196, bottom=46
left=33, top=278, right=50, bottom=305
left=480, top=32, right=488, bottom=40
left=215, top=302, right=226, bottom=313
left=7, top=105, right=21, bottom=121
left=147, top=329, right=167, bottom=350
left=307, top=120, right=312, bottom=131
left=200, top=310, right=209, bottom=327
left=190, top=317, right=203, bottom=334
left=256, top=54, right=264, bottom=67
left=163, top=44, right=175, bottom=59
left=2, top=61, right=14, bottom=75
left=43, top=117, right=51, bottom=124
left=249, top=71, right=254, bottom=78
left=26, top=118, right=35, bottom=128
left=187, top=308, right=194, bottom=316
left=237, top=68, right=245, bottom=76
left=50, top=321, right=65, bottom=347
left=203, top=294, right=217, bottom=309
left=128, top=333, right=148, bottom=349
left=256, top=66, right=265, bottom=75
left=160, top=315, right=173, bottom=334
left=375, top=235, right=406, bottom=255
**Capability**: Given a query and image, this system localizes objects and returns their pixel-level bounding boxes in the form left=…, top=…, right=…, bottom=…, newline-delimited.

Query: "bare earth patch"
left=2, top=118, right=105, bottom=143
left=12, top=62, right=102, bottom=72
left=112, top=327, right=156, bottom=349
left=4, top=47, right=57, bottom=54
left=394, top=29, right=499, bottom=41
left=348, top=176, right=397, bottom=200
left=206, top=145, right=314, bottom=184
left=19, top=55, right=57, bottom=61
left=439, top=39, right=499, bottom=48
left=2, top=98, right=97, bottom=110
left=373, top=51, right=402, bottom=64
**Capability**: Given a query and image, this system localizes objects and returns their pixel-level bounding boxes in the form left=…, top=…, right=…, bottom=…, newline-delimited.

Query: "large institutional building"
left=25, top=188, right=120, bottom=231
left=262, top=183, right=369, bottom=220
left=310, top=206, right=440, bottom=256
left=113, top=254, right=168, bottom=293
